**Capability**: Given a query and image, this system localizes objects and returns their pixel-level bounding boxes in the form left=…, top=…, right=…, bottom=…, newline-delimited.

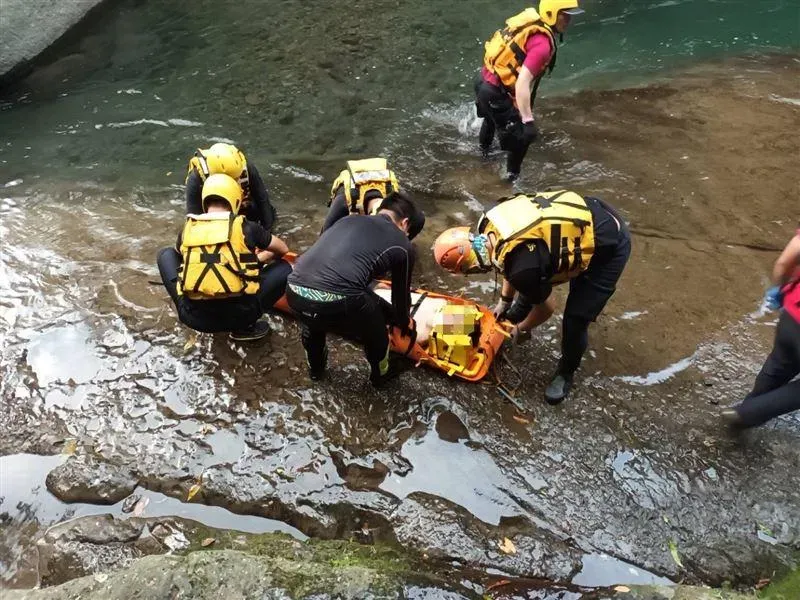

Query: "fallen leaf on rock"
left=62, top=439, right=77, bottom=455
left=757, top=522, right=774, bottom=536
left=166, top=171, right=173, bottom=177
left=94, top=573, right=108, bottom=583
left=274, top=467, right=295, bottom=481
left=512, top=415, right=531, bottom=424
left=668, top=539, right=684, bottom=568
left=201, top=537, right=215, bottom=547
left=183, top=334, right=197, bottom=355
left=498, top=537, right=516, bottom=555
left=187, top=483, right=202, bottom=501
left=614, top=586, right=631, bottom=593
left=755, top=578, right=771, bottom=590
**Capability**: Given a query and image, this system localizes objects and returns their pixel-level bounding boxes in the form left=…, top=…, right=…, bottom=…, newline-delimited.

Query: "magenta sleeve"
left=522, top=33, right=554, bottom=76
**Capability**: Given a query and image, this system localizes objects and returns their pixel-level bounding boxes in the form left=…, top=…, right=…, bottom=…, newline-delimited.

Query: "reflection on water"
left=381, top=418, right=524, bottom=526
left=572, top=553, right=673, bottom=587
left=26, top=324, right=103, bottom=386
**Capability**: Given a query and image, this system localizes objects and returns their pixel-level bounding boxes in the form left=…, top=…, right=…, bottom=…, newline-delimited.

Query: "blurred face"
left=555, top=11, right=572, bottom=32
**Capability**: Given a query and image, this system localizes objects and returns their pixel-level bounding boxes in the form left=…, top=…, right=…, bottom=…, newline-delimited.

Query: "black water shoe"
left=308, top=349, right=328, bottom=382
left=229, top=321, right=271, bottom=342
left=544, top=372, right=573, bottom=405
left=369, top=360, right=405, bottom=389
left=720, top=407, right=746, bottom=429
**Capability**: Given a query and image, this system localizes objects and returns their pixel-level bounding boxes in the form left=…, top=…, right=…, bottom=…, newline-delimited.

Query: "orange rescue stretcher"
left=272, top=253, right=509, bottom=383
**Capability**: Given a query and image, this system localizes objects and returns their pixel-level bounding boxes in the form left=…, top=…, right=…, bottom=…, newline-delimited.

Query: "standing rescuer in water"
left=476, top=0, right=584, bottom=182
left=723, top=229, right=800, bottom=428
left=157, top=174, right=291, bottom=341
left=433, top=190, right=630, bottom=404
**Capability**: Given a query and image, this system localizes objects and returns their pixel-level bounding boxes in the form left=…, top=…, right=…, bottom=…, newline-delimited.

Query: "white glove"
left=492, top=298, right=512, bottom=319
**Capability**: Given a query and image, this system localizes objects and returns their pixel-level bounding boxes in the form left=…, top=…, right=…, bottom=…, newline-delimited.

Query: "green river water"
left=0, top=0, right=797, bottom=186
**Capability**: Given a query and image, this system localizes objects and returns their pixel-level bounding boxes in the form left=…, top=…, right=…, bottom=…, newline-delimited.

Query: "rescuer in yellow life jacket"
left=185, top=143, right=277, bottom=232
left=323, top=158, right=425, bottom=240
left=476, top=0, right=584, bottom=182
left=157, top=173, right=292, bottom=341
left=433, top=190, right=631, bottom=404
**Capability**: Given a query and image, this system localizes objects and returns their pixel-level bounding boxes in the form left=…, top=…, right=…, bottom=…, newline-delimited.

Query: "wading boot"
left=229, top=320, right=270, bottom=342
left=544, top=371, right=573, bottom=405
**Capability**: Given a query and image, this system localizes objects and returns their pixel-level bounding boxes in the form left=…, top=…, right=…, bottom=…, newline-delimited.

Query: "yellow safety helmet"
left=538, top=0, right=585, bottom=27
left=201, top=173, right=243, bottom=214
left=192, top=143, right=248, bottom=182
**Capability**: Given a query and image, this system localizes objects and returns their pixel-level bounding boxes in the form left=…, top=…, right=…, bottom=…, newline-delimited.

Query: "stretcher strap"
left=410, top=292, right=428, bottom=318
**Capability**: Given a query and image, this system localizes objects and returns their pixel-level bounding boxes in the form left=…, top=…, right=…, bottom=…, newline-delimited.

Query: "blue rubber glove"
left=764, top=286, right=783, bottom=311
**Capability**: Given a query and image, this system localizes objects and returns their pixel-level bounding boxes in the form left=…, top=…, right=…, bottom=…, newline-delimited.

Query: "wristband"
left=500, top=294, right=514, bottom=303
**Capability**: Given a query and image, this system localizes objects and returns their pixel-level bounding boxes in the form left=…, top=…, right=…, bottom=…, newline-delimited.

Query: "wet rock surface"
left=35, top=514, right=153, bottom=587
left=45, top=458, right=139, bottom=505
left=1, top=56, right=799, bottom=593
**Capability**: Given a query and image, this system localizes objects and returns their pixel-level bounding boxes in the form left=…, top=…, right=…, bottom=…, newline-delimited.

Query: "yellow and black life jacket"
left=177, top=213, right=260, bottom=300
left=478, top=190, right=595, bottom=284
left=483, top=8, right=557, bottom=94
left=329, top=158, right=400, bottom=215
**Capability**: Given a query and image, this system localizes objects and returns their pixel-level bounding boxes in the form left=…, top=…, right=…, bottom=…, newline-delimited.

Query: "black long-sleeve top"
left=288, top=214, right=414, bottom=324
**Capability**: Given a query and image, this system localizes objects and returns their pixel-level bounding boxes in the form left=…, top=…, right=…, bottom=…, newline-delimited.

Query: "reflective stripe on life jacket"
left=177, top=212, right=260, bottom=300
left=483, top=8, right=557, bottom=95
left=329, top=158, right=400, bottom=214
left=478, top=190, right=595, bottom=283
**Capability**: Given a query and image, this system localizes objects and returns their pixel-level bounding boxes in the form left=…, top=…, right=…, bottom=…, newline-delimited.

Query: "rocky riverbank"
left=5, top=514, right=786, bottom=599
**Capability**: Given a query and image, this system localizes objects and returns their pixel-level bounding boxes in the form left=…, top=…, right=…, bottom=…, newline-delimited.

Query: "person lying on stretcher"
left=372, top=285, right=484, bottom=373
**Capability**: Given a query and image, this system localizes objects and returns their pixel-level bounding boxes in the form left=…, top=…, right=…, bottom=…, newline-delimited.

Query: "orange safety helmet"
left=434, top=227, right=489, bottom=274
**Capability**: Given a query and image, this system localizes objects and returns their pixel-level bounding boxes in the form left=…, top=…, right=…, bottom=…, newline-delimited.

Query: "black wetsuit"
left=286, top=214, right=414, bottom=381
left=157, top=219, right=290, bottom=333
left=322, top=187, right=426, bottom=240
left=503, top=196, right=632, bottom=376
left=475, top=77, right=540, bottom=178
left=186, top=163, right=276, bottom=231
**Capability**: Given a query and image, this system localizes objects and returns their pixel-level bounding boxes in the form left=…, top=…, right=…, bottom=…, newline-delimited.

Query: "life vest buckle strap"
left=200, top=252, right=221, bottom=264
